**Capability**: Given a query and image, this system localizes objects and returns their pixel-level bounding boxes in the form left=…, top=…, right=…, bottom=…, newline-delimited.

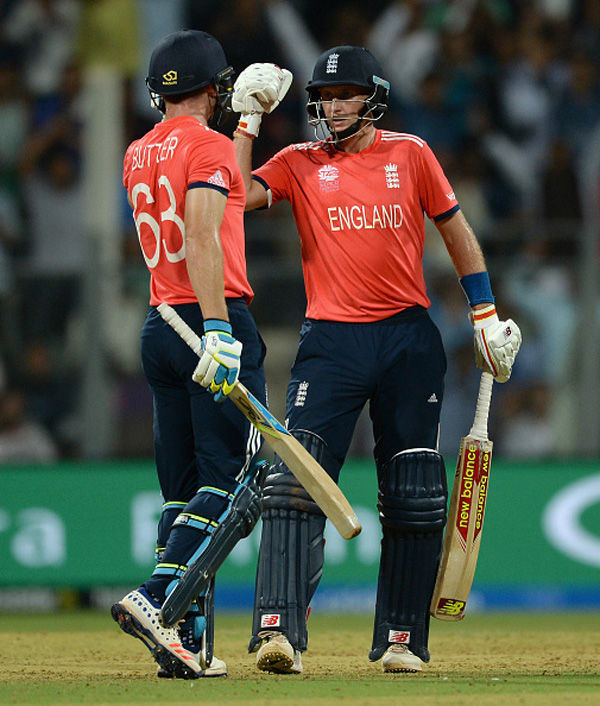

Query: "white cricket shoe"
left=155, top=612, right=228, bottom=679
left=256, top=632, right=303, bottom=674
left=200, top=654, right=228, bottom=677
left=156, top=653, right=228, bottom=678
left=111, top=588, right=202, bottom=679
left=381, top=644, right=424, bottom=673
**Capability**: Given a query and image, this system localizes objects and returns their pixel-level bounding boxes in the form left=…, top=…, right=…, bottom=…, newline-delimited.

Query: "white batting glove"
left=471, top=304, right=522, bottom=383
left=193, top=320, right=243, bottom=402
left=233, top=63, right=293, bottom=138
left=233, top=63, right=293, bottom=114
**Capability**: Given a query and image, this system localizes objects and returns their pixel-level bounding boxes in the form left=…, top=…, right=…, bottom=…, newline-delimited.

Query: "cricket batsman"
left=110, top=30, right=288, bottom=679
left=232, top=45, right=522, bottom=673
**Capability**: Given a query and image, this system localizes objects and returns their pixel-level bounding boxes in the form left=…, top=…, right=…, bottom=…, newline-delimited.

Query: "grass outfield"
left=0, top=611, right=598, bottom=705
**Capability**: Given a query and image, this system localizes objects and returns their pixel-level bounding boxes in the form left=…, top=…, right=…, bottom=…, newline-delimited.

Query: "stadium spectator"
left=0, top=387, right=59, bottom=463
left=19, top=137, right=86, bottom=343
left=0, top=0, right=598, bottom=462
left=2, top=0, right=80, bottom=99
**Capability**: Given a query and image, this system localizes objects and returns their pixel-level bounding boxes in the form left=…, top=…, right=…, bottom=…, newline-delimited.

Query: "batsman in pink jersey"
left=111, top=30, right=273, bottom=680
left=233, top=47, right=521, bottom=674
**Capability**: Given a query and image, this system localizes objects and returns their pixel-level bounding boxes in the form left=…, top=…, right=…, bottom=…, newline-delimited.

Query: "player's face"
left=319, top=85, right=369, bottom=131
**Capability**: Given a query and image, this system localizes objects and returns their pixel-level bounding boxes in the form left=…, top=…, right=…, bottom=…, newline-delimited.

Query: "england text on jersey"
left=328, top=203, right=403, bottom=231
left=252, top=129, right=459, bottom=322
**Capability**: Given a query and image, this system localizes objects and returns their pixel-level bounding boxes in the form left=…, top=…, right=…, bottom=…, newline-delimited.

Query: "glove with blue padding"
left=471, top=304, right=522, bottom=383
left=193, top=319, right=242, bottom=402
left=233, top=63, right=293, bottom=138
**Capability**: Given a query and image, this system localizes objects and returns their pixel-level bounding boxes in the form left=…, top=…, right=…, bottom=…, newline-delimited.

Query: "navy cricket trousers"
left=285, top=306, right=447, bottom=482
left=141, top=300, right=267, bottom=505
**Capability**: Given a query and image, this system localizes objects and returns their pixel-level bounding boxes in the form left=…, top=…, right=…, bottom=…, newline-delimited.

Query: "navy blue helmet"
left=306, top=45, right=390, bottom=139
left=146, top=30, right=234, bottom=121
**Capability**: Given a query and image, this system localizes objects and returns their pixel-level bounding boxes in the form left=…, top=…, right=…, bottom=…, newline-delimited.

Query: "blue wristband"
left=459, top=272, right=495, bottom=307
left=203, top=319, right=232, bottom=335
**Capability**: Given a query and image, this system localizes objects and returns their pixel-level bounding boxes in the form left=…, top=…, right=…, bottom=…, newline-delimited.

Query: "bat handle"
left=157, top=302, right=248, bottom=397
left=469, top=372, right=493, bottom=440
left=157, top=303, right=203, bottom=356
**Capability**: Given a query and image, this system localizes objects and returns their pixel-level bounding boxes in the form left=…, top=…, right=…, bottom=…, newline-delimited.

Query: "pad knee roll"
left=370, top=449, right=447, bottom=663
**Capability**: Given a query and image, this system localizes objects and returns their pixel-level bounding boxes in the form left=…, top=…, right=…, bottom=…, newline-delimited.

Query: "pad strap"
left=157, top=460, right=269, bottom=626
left=156, top=501, right=187, bottom=562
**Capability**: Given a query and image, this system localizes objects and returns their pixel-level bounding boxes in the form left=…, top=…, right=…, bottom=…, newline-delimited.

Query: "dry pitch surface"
left=0, top=611, right=599, bottom=705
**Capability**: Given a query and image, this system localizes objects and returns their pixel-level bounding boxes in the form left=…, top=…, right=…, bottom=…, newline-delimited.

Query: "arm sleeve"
left=417, top=142, right=460, bottom=221
left=187, top=131, right=238, bottom=193
left=252, top=146, right=294, bottom=204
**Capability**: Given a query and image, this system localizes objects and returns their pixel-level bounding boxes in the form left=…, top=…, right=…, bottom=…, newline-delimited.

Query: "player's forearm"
left=234, top=133, right=268, bottom=210
left=185, top=233, right=229, bottom=322
left=234, top=132, right=254, bottom=196
left=436, top=210, right=487, bottom=278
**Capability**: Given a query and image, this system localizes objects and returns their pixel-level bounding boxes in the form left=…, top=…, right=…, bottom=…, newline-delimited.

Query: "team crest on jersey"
left=207, top=170, right=226, bottom=188
left=318, top=164, right=339, bottom=192
left=447, top=191, right=456, bottom=200
left=326, top=52, right=340, bottom=73
left=385, top=163, right=400, bottom=189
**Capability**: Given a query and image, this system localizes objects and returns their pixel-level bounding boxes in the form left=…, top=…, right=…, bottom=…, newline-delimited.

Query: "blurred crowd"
left=0, top=0, right=599, bottom=463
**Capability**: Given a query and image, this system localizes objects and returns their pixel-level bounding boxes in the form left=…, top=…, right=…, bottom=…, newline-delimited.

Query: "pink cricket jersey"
left=123, top=115, right=252, bottom=306
left=253, top=130, right=459, bottom=322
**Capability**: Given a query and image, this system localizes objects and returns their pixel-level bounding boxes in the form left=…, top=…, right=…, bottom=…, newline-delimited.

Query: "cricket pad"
left=370, top=449, right=447, bottom=663
left=249, top=430, right=328, bottom=653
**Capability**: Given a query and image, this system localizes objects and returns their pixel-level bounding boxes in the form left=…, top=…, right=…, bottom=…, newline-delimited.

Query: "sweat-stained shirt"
left=123, top=115, right=253, bottom=306
left=252, top=130, right=459, bottom=322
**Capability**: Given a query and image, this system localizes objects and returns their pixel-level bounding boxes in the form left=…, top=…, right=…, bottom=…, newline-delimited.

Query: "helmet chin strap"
left=328, top=108, right=379, bottom=145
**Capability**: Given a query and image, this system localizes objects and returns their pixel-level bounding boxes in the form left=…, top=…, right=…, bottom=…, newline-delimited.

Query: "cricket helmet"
left=306, top=45, right=390, bottom=139
left=146, top=29, right=235, bottom=121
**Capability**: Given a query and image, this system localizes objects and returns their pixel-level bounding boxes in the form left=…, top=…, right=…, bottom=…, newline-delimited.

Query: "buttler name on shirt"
left=132, top=136, right=179, bottom=169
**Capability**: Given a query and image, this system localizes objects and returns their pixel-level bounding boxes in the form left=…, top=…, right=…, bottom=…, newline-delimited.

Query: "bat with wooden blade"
left=430, top=371, right=494, bottom=621
left=157, top=302, right=361, bottom=541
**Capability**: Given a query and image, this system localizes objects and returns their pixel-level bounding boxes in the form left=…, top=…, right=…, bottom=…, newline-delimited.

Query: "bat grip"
left=157, top=303, right=203, bottom=356
left=469, top=372, right=493, bottom=440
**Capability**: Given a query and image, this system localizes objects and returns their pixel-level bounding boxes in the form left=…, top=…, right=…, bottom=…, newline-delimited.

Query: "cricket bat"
left=430, top=371, right=494, bottom=620
left=157, top=303, right=361, bottom=540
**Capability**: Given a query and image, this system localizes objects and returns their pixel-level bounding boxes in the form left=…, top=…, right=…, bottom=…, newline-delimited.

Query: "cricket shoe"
left=156, top=654, right=228, bottom=678
left=156, top=613, right=228, bottom=678
left=381, top=644, right=424, bottom=673
left=255, top=632, right=303, bottom=674
left=111, top=588, right=202, bottom=679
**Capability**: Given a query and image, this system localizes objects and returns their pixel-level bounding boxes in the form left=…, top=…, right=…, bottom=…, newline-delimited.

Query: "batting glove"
left=193, top=319, right=243, bottom=402
left=471, top=304, right=522, bottom=383
left=233, top=63, right=293, bottom=138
